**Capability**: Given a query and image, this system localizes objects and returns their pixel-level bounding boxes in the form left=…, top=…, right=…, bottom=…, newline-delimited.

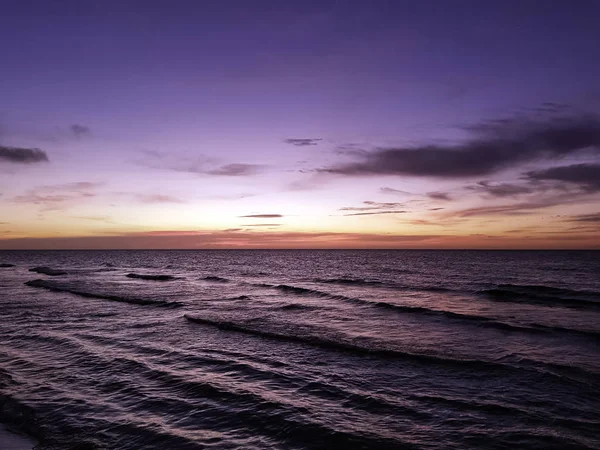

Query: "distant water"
left=0, top=250, right=599, bottom=449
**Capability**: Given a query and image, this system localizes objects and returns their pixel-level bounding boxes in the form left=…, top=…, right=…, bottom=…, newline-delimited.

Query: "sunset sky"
left=1, top=1, right=600, bottom=249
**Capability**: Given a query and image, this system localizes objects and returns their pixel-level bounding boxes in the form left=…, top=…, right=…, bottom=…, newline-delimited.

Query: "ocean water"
left=0, top=250, right=598, bottom=449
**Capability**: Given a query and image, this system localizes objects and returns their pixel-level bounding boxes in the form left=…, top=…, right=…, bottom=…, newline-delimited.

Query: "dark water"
left=0, top=250, right=599, bottom=449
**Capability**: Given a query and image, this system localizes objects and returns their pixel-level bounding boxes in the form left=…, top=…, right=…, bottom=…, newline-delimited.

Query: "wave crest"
left=25, top=279, right=183, bottom=308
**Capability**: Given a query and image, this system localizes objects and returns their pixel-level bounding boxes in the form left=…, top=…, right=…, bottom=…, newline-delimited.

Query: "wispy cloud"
left=135, top=194, right=184, bottom=204
left=206, top=163, right=264, bottom=176
left=427, top=192, right=452, bottom=201
left=467, top=181, right=534, bottom=198
left=342, top=210, right=408, bottom=216
left=284, top=138, right=322, bottom=147
left=338, top=200, right=408, bottom=216
left=70, top=124, right=91, bottom=138
left=239, top=214, right=283, bottom=218
left=244, top=223, right=282, bottom=227
left=340, top=201, right=405, bottom=212
left=447, top=191, right=589, bottom=218
left=12, top=182, right=102, bottom=211
left=380, top=187, right=412, bottom=196
left=139, top=151, right=263, bottom=176
left=0, top=146, right=49, bottom=164
left=70, top=215, right=116, bottom=224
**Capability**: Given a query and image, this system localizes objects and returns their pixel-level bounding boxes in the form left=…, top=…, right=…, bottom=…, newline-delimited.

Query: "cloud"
left=70, top=215, right=115, bottom=224
left=135, top=194, right=184, bottom=204
left=322, top=112, right=600, bottom=178
left=284, top=138, right=322, bottom=147
left=340, top=201, right=405, bottom=212
left=206, top=163, right=264, bottom=176
left=3, top=229, right=597, bottom=249
left=0, top=146, right=49, bottom=164
left=448, top=191, right=587, bottom=218
left=70, top=124, right=90, bottom=138
left=380, top=187, right=412, bottom=196
left=338, top=200, right=408, bottom=216
left=342, top=210, right=408, bottom=216
left=0, top=230, right=449, bottom=250
left=239, top=214, right=283, bottom=218
left=565, top=213, right=600, bottom=223
left=139, top=151, right=262, bottom=177
left=427, top=192, right=452, bottom=201
left=525, top=163, right=600, bottom=192
left=12, top=182, right=101, bottom=211
left=245, top=223, right=282, bottom=227
left=52, top=182, right=101, bottom=191
left=467, top=181, right=535, bottom=197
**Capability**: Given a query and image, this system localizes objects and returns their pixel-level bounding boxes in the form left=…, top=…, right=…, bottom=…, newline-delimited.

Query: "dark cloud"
left=239, top=214, right=283, bottom=218
left=284, top=138, right=322, bottom=147
left=70, top=124, right=90, bottom=138
left=323, top=113, right=600, bottom=178
left=0, top=146, right=49, bottom=164
left=467, top=181, right=535, bottom=197
left=566, top=212, right=600, bottom=223
left=427, top=192, right=452, bottom=201
left=525, top=163, right=600, bottom=192
left=206, top=163, right=264, bottom=176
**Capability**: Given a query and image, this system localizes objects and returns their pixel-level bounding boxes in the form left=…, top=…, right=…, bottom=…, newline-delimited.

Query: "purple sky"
left=1, top=1, right=600, bottom=248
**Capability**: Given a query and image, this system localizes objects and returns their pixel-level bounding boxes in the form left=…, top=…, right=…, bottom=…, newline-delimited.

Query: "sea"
left=0, top=250, right=598, bottom=449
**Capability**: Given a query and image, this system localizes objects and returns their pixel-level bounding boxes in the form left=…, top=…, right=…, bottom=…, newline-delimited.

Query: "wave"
left=529, top=323, right=600, bottom=340
left=202, top=276, right=230, bottom=283
left=317, top=279, right=453, bottom=294
left=277, top=303, right=315, bottom=311
left=315, top=277, right=452, bottom=293
left=481, top=284, right=600, bottom=309
left=29, top=266, right=67, bottom=276
left=372, top=300, right=599, bottom=339
left=255, top=282, right=597, bottom=337
left=126, top=273, right=177, bottom=281
left=316, top=277, right=384, bottom=286
left=254, top=283, right=353, bottom=301
left=408, top=392, right=600, bottom=431
left=184, top=314, right=598, bottom=386
left=0, top=263, right=15, bottom=268
left=183, top=314, right=518, bottom=370
left=25, top=279, right=183, bottom=308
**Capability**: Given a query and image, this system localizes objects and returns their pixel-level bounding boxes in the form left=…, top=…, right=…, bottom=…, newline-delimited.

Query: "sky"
left=1, top=0, right=600, bottom=249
